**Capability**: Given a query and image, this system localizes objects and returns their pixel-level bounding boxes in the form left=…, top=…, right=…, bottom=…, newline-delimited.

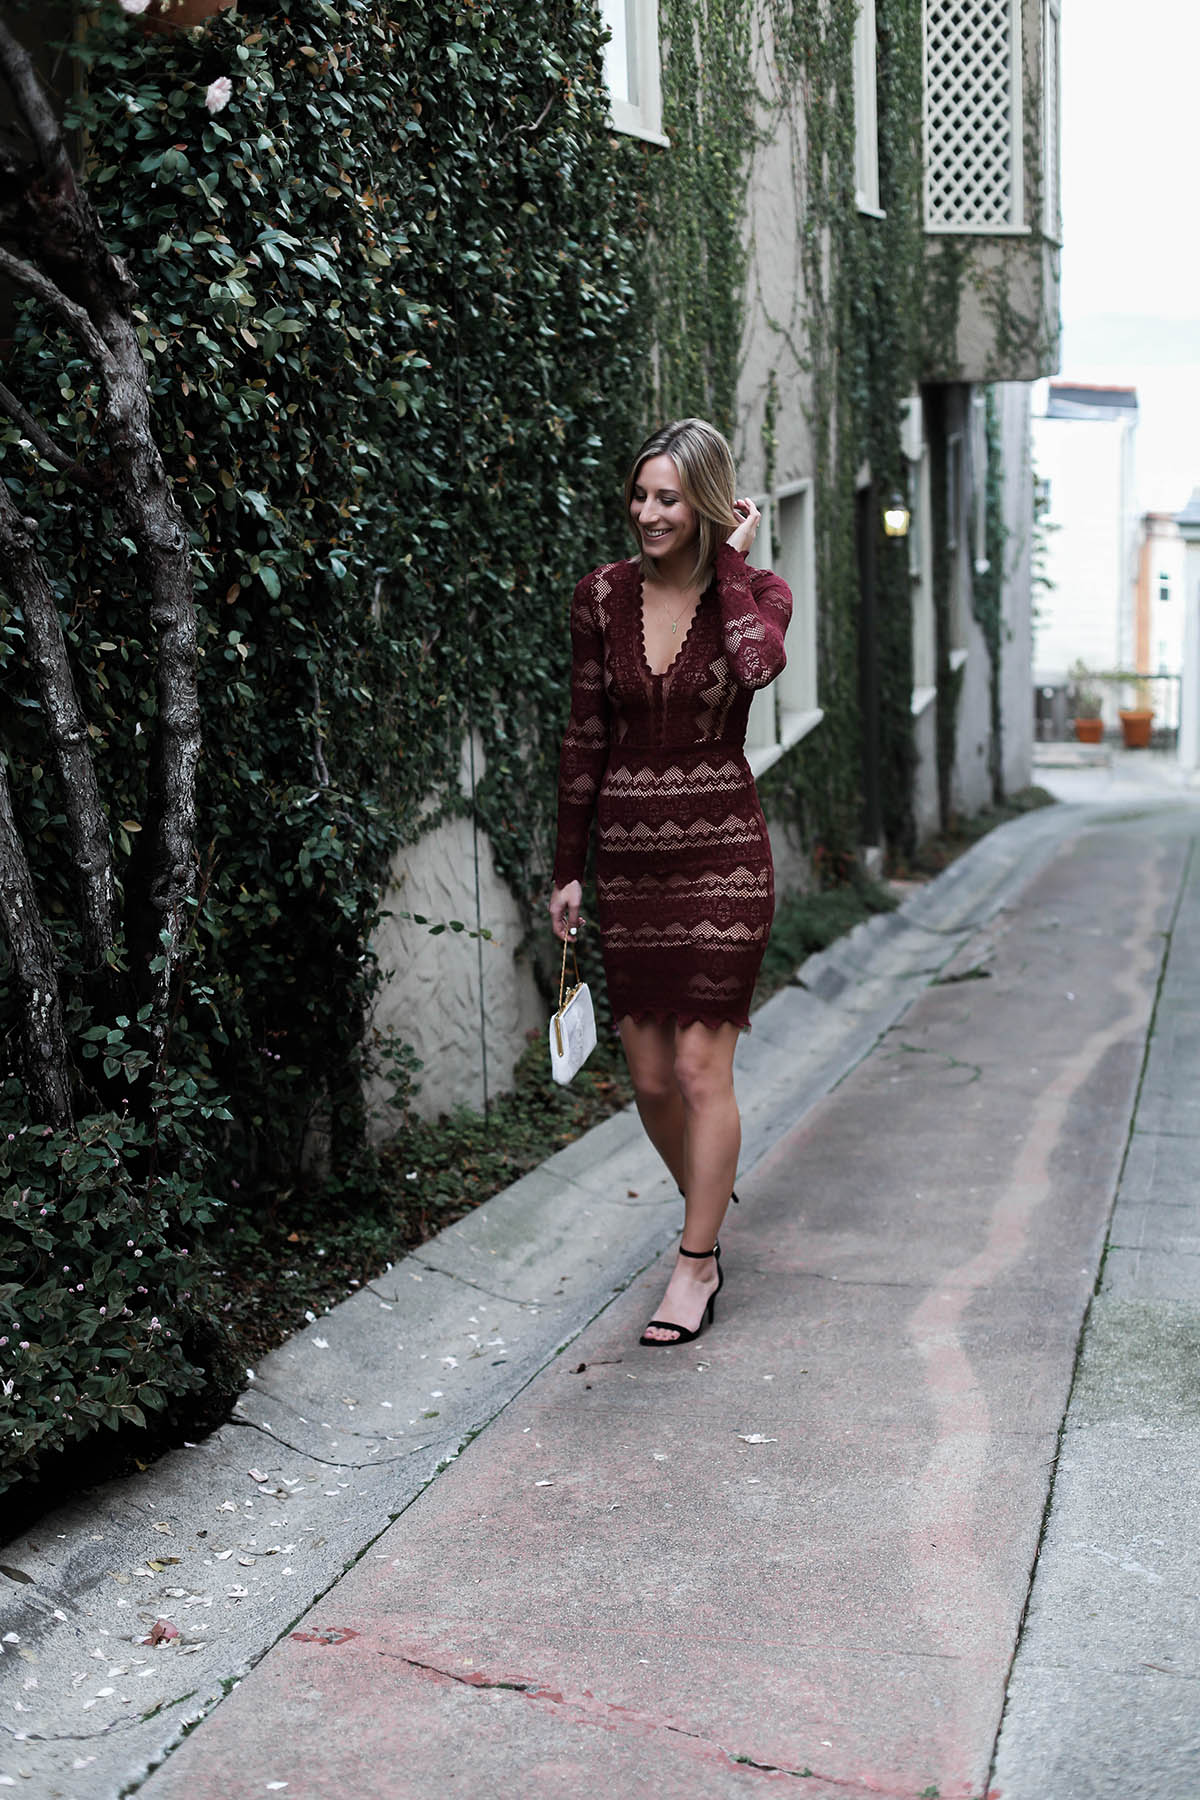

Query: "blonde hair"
left=624, top=418, right=739, bottom=586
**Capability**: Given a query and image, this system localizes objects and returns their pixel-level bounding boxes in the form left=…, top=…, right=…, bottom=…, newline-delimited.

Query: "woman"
left=549, top=418, right=792, bottom=1347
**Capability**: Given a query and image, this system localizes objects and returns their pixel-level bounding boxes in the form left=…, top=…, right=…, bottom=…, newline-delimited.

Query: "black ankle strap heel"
left=639, top=1242, right=724, bottom=1347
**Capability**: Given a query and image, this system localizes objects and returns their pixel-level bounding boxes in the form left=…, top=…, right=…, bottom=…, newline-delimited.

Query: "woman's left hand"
left=726, top=497, right=761, bottom=558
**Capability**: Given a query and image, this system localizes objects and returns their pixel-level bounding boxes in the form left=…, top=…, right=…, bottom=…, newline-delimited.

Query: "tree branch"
left=0, top=19, right=71, bottom=181
left=0, top=755, right=73, bottom=1128
left=0, top=245, right=115, bottom=375
left=0, top=379, right=103, bottom=490
left=0, top=483, right=119, bottom=972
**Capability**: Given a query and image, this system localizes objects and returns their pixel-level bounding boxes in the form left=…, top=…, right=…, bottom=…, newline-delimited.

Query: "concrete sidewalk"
left=127, top=800, right=1198, bottom=1799
left=5, top=790, right=1199, bottom=1798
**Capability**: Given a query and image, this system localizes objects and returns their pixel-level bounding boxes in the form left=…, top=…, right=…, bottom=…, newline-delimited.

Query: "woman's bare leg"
left=618, top=1015, right=686, bottom=1191
left=640, top=1020, right=741, bottom=1342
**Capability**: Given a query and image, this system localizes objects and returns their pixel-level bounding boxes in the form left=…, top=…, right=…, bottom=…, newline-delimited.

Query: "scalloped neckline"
left=637, top=567, right=709, bottom=679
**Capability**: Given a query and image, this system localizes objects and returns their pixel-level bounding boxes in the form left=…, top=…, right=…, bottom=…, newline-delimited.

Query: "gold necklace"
left=658, top=588, right=695, bottom=635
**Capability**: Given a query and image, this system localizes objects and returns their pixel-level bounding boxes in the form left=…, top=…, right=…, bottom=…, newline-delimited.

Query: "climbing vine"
left=0, top=0, right=1053, bottom=1484
left=749, top=0, right=926, bottom=862
left=647, top=0, right=757, bottom=431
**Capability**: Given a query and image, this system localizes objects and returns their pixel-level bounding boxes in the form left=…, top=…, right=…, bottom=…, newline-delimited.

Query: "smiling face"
left=629, top=454, right=700, bottom=563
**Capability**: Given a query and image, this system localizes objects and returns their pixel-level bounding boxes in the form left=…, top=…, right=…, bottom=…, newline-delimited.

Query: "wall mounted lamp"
left=882, top=492, right=911, bottom=539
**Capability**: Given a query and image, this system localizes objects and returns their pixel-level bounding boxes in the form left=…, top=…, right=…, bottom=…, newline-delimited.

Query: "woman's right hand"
left=549, top=880, right=583, bottom=943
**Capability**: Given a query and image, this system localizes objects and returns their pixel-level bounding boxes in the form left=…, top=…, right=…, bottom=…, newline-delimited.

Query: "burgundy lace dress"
left=553, top=543, right=793, bottom=1029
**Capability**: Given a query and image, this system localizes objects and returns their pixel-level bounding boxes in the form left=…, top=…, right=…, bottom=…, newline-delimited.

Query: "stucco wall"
left=367, top=779, right=544, bottom=1129
left=734, top=10, right=815, bottom=493
left=912, top=699, right=940, bottom=843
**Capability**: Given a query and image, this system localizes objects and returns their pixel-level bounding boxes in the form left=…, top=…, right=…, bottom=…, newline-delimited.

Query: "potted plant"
left=1070, top=663, right=1104, bottom=744
left=1119, top=677, right=1155, bottom=749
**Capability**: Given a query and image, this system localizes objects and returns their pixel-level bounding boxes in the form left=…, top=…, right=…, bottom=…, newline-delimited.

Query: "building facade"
left=372, top=0, right=1063, bottom=1121
left=1032, top=383, right=1140, bottom=691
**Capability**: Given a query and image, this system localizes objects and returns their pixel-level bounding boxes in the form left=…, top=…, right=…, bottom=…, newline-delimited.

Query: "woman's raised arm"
left=713, top=542, right=792, bottom=690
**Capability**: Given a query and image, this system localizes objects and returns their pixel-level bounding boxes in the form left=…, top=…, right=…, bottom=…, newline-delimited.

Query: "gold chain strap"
left=558, top=933, right=582, bottom=1014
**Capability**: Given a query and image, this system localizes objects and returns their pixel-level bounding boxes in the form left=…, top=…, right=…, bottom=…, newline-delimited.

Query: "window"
left=853, top=0, right=882, bottom=215
left=1160, top=574, right=1171, bottom=604
left=902, top=398, right=936, bottom=712
left=1042, top=0, right=1062, bottom=239
left=946, top=431, right=962, bottom=550
left=598, top=0, right=668, bottom=146
left=743, top=483, right=822, bottom=777
left=970, top=390, right=990, bottom=574
left=924, top=0, right=1025, bottom=233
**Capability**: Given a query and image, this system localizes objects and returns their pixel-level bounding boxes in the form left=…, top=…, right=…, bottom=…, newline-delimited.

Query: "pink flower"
left=205, top=76, right=233, bottom=114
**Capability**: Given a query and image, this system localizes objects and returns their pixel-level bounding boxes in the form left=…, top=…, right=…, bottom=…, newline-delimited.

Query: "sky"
left=1057, top=0, right=1200, bottom=509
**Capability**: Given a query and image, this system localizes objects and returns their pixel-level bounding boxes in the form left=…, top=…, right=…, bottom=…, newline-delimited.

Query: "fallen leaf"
left=735, top=1434, right=779, bottom=1445
left=227, top=1586, right=248, bottom=1599
left=247, top=1469, right=267, bottom=1484
left=150, top=1522, right=171, bottom=1535
left=142, top=1620, right=180, bottom=1646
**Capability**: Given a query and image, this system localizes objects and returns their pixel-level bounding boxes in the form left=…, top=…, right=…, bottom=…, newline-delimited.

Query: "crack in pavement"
left=0, top=1687, right=202, bottom=1747
left=393, top=1254, right=547, bottom=1308
left=371, top=1649, right=940, bottom=1792
left=225, top=1414, right=440, bottom=1470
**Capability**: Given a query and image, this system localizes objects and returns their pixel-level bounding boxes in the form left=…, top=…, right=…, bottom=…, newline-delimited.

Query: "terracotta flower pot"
left=1074, top=717, right=1103, bottom=744
left=1118, top=708, right=1154, bottom=750
left=139, top=0, right=235, bottom=33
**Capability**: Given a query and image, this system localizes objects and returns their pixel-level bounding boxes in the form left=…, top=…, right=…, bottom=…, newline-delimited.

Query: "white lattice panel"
left=924, top=0, right=1022, bottom=230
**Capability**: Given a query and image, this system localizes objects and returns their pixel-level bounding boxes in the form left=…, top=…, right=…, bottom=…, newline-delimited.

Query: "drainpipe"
left=1176, top=489, right=1200, bottom=772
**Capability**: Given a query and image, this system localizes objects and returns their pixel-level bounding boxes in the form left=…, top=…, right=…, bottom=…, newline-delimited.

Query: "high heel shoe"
left=639, top=1243, right=723, bottom=1347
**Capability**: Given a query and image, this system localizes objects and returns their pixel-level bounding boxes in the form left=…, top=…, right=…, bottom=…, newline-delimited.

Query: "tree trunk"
left=0, top=759, right=73, bottom=1127
left=0, top=483, right=118, bottom=973
left=0, top=19, right=201, bottom=1058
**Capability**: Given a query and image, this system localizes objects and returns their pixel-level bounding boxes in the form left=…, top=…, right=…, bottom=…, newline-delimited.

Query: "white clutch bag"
left=549, top=935, right=597, bottom=1085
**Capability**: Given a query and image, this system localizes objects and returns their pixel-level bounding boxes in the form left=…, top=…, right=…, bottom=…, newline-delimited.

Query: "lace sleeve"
left=714, top=543, right=792, bottom=690
left=553, top=572, right=610, bottom=888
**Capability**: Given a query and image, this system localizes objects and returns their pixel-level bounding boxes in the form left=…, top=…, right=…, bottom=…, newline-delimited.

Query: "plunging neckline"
left=637, top=568, right=708, bottom=680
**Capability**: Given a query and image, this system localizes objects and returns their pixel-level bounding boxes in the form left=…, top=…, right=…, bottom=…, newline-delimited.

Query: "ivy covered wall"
left=0, top=0, right=1053, bottom=1477
left=0, top=0, right=1053, bottom=1163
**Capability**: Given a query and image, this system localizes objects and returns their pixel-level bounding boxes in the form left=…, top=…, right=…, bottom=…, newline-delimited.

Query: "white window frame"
left=946, top=430, right=970, bottom=671
left=971, top=389, right=991, bottom=575
left=923, top=0, right=1027, bottom=235
left=946, top=430, right=962, bottom=551
left=853, top=0, right=884, bottom=216
left=743, top=483, right=823, bottom=778
left=903, top=399, right=936, bottom=714
left=598, top=0, right=669, bottom=147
